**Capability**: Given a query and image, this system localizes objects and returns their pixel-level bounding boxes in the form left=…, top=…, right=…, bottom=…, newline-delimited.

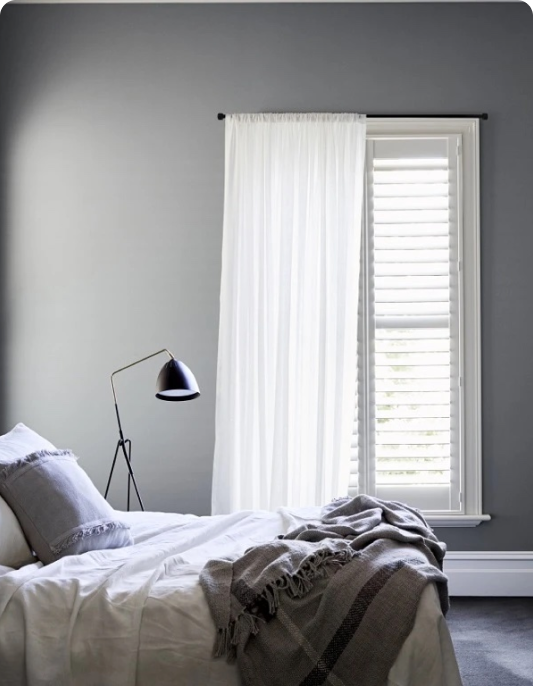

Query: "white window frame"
left=359, top=118, right=490, bottom=528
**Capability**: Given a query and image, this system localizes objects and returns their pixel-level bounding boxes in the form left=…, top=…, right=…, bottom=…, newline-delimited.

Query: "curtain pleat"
left=212, top=113, right=366, bottom=513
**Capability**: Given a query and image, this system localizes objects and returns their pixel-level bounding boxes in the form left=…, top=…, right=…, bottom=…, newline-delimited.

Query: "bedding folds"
left=0, top=507, right=463, bottom=686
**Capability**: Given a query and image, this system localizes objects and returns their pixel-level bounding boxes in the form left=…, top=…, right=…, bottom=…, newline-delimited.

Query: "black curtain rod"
left=217, top=112, right=488, bottom=121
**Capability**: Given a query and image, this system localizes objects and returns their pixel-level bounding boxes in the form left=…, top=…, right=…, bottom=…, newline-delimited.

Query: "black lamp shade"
left=155, top=359, right=200, bottom=401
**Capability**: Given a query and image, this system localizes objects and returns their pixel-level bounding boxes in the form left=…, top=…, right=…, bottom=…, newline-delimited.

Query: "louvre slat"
left=376, top=444, right=451, bottom=458
left=375, top=317, right=449, bottom=330
left=374, top=158, right=447, bottom=170
left=377, top=417, right=449, bottom=431
left=377, top=437, right=450, bottom=448
left=375, top=276, right=449, bottom=290
left=374, top=223, right=449, bottom=237
left=377, top=347, right=450, bottom=357
left=375, top=392, right=450, bottom=405
left=375, top=237, right=449, bottom=250
left=375, top=368, right=450, bottom=380
left=376, top=328, right=449, bottom=340
left=374, top=170, right=448, bottom=183
left=375, top=209, right=449, bottom=223
left=376, top=289, right=449, bottom=303
left=377, top=459, right=450, bottom=471
left=374, top=183, right=449, bottom=198
left=376, top=303, right=449, bottom=317
left=375, top=263, right=449, bottom=276
left=375, top=352, right=450, bottom=365
left=376, top=378, right=449, bottom=393
left=376, top=344, right=450, bottom=355
left=376, top=247, right=449, bottom=261
left=378, top=473, right=449, bottom=485
left=377, top=406, right=451, bottom=419
left=374, top=197, right=449, bottom=210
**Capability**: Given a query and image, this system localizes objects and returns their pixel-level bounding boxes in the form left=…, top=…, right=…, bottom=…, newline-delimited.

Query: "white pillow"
left=0, top=423, right=56, bottom=567
left=0, top=423, right=56, bottom=462
left=0, top=496, right=35, bottom=567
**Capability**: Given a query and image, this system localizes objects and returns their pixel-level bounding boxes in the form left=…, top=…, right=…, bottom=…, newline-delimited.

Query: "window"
left=351, top=119, right=488, bottom=527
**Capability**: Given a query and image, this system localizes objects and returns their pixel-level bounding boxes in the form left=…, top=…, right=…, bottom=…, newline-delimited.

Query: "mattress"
left=0, top=507, right=463, bottom=686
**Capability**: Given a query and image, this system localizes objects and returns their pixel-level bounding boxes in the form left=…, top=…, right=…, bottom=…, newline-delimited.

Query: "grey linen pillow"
left=0, top=449, right=133, bottom=564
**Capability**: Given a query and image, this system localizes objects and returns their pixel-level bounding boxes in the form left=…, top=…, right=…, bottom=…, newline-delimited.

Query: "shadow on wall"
left=0, top=129, right=6, bottom=431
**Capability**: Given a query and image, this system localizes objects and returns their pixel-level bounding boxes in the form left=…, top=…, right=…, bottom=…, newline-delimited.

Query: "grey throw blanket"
left=200, top=495, right=449, bottom=686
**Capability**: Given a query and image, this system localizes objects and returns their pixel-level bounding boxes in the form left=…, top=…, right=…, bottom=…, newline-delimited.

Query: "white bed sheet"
left=0, top=508, right=463, bottom=686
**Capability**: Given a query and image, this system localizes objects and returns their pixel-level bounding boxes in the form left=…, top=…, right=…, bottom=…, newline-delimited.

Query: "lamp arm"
left=110, top=348, right=174, bottom=405
left=107, top=348, right=174, bottom=512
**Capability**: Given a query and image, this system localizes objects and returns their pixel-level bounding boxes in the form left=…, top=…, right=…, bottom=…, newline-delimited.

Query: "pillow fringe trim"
left=0, top=449, right=74, bottom=482
left=51, top=520, right=130, bottom=556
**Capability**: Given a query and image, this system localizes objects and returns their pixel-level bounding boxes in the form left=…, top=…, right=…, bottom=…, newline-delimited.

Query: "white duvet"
left=0, top=508, right=463, bottom=686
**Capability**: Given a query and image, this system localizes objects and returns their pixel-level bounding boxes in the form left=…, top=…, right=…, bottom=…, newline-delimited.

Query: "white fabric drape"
left=212, top=113, right=366, bottom=514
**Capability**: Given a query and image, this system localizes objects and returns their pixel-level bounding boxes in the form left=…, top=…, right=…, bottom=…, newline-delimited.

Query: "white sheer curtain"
left=212, top=113, right=366, bottom=514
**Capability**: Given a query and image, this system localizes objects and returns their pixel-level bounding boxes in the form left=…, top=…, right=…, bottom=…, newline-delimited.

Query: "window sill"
left=426, top=514, right=491, bottom=528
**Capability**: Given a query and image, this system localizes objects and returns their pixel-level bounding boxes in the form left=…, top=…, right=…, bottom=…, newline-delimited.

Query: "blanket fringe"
left=215, top=611, right=261, bottom=662
left=217, top=546, right=357, bottom=660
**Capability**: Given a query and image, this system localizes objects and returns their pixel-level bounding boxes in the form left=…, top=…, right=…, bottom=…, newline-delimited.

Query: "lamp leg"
left=104, top=439, right=144, bottom=512
left=126, top=439, right=131, bottom=512
left=120, top=439, right=144, bottom=512
left=104, top=440, right=121, bottom=500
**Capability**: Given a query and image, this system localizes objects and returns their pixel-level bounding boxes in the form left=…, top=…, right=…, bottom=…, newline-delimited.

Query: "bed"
left=0, top=506, right=463, bottom=686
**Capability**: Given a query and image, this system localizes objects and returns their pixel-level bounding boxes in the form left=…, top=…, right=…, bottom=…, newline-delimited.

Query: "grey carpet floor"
left=446, top=598, right=533, bottom=686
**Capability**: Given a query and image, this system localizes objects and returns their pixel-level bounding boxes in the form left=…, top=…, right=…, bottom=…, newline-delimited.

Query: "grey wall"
left=0, top=2, right=532, bottom=550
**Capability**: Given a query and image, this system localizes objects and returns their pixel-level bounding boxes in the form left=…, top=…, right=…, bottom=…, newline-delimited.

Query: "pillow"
left=0, top=423, right=55, bottom=567
left=0, top=422, right=57, bottom=462
left=0, top=449, right=133, bottom=564
left=0, top=495, right=35, bottom=568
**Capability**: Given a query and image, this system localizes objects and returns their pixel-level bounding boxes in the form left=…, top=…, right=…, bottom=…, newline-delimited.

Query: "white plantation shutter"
left=351, top=133, right=464, bottom=513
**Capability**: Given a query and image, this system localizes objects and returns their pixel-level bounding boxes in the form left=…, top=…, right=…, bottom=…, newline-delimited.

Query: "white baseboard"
left=444, top=551, right=533, bottom=596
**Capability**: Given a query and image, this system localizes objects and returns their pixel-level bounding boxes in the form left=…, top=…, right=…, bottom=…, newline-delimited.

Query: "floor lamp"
left=104, top=348, right=200, bottom=511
